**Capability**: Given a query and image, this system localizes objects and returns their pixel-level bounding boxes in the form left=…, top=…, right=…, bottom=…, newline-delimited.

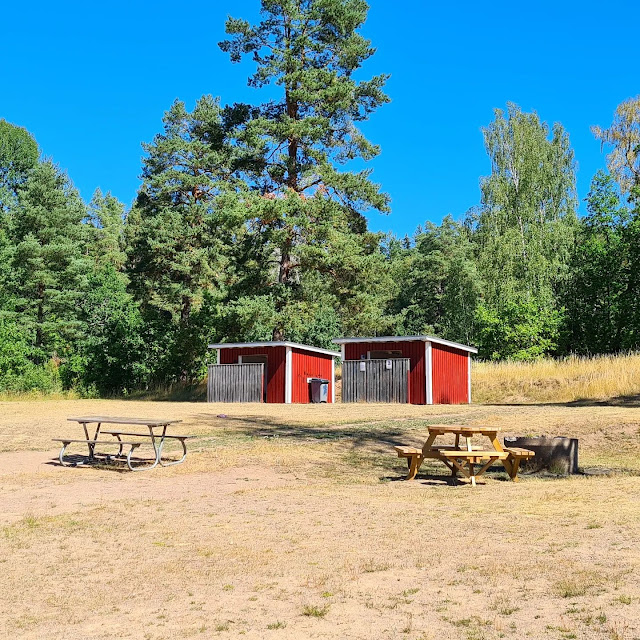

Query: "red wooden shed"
left=208, top=341, right=338, bottom=404
left=332, top=336, right=478, bottom=405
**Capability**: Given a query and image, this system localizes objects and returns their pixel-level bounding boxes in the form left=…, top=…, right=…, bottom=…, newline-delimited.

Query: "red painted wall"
left=343, top=341, right=425, bottom=404
left=291, top=348, right=334, bottom=403
left=219, top=346, right=286, bottom=403
left=431, top=344, right=469, bottom=404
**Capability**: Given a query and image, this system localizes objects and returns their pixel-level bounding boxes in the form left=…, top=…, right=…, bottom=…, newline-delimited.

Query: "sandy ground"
left=1, top=399, right=640, bottom=639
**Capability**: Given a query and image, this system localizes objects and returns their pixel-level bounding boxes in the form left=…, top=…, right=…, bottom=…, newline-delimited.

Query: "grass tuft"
left=302, top=604, right=330, bottom=618
left=267, top=621, right=286, bottom=629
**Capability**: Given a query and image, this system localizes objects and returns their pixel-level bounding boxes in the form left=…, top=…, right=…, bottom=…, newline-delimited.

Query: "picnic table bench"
left=53, top=416, right=195, bottom=471
left=395, top=424, right=535, bottom=486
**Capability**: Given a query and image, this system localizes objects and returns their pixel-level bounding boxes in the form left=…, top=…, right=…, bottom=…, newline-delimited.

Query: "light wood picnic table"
left=395, top=424, right=534, bottom=486
left=53, top=416, right=194, bottom=471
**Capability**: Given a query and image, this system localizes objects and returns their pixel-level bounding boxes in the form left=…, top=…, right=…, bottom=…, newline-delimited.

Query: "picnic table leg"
left=469, top=462, right=476, bottom=487
left=509, top=457, right=522, bottom=482
left=406, top=454, right=422, bottom=480
left=438, top=458, right=457, bottom=482
left=476, top=457, right=499, bottom=478
left=147, top=424, right=166, bottom=468
left=58, top=441, right=72, bottom=466
left=110, top=433, right=125, bottom=458
left=80, top=422, right=94, bottom=460
left=421, top=431, right=438, bottom=454
left=158, top=438, right=188, bottom=467
left=126, top=444, right=149, bottom=471
left=488, top=432, right=515, bottom=479
left=449, top=457, right=470, bottom=481
left=84, top=422, right=102, bottom=461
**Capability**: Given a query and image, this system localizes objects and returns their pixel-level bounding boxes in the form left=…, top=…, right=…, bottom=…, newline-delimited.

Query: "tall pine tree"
left=126, top=96, right=248, bottom=381
left=10, top=161, right=90, bottom=365
left=219, top=0, right=392, bottom=340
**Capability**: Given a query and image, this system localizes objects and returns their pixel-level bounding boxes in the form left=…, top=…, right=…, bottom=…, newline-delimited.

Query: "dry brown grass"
left=2, top=399, right=640, bottom=639
left=473, top=352, right=640, bottom=404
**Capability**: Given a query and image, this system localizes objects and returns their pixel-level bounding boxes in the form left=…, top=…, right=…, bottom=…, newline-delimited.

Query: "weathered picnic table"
left=395, top=424, right=534, bottom=486
left=53, top=416, right=194, bottom=471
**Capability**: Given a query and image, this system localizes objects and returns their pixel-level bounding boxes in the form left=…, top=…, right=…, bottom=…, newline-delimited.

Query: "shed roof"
left=208, top=341, right=339, bottom=358
left=332, top=335, right=478, bottom=354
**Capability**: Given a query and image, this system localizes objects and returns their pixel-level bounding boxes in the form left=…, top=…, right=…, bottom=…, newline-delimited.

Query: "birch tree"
left=592, top=96, right=640, bottom=199
left=470, top=104, right=578, bottom=358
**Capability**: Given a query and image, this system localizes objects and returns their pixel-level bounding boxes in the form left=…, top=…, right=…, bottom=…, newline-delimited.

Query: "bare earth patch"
left=1, top=399, right=640, bottom=639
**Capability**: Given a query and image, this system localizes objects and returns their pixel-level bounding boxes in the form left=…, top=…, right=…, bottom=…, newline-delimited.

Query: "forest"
left=1, top=0, right=639, bottom=395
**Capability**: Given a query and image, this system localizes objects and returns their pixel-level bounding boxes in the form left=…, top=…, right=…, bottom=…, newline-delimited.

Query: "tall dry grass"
left=473, top=352, right=640, bottom=404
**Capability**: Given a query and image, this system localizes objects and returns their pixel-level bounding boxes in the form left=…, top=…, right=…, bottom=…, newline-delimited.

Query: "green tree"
left=0, top=121, right=40, bottom=315
left=126, top=96, right=246, bottom=381
left=592, top=96, right=640, bottom=199
left=393, top=217, right=481, bottom=345
left=220, top=0, right=391, bottom=340
left=80, top=265, right=148, bottom=394
left=86, top=189, right=127, bottom=270
left=0, top=119, right=39, bottom=213
left=565, top=171, right=640, bottom=354
left=10, top=161, right=90, bottom=366
left=469, top=103, right=578, bottom=359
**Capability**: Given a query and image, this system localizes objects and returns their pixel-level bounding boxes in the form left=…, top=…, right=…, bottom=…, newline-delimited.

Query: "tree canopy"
left=0, top=2, right=638, bottom=395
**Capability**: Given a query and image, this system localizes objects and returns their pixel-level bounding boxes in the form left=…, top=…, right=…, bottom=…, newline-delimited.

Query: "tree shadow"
left=191, top=412, right=420, bottom=452
left=482, top=393, right=640, bottom=408
left=382, top=465, right=514, bottom=485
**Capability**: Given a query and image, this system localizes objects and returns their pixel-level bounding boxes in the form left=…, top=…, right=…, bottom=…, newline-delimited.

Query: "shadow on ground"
left=482, top=393, right=640, bottom=408
left=191, top=412, right=436, bottom=452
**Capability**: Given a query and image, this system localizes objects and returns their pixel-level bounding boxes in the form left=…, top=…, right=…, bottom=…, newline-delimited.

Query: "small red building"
left=333, top=336, right=477, bottom=405
left=208, top=341, right=338, bottom=404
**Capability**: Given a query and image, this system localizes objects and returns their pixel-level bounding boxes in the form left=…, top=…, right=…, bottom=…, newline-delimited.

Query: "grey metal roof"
left=208, top=341, right=339, bottom=358
left=331, top=335, right=478, bottom=354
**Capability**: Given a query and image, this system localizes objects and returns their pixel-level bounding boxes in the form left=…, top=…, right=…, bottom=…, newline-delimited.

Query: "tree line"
left=1, top=0, right=639, bottom=394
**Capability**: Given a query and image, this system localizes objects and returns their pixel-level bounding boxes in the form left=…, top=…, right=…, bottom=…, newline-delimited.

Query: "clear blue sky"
left=2, top=0, right=639, bottom=237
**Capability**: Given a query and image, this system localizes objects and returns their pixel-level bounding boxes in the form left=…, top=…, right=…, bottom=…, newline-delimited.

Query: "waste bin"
left=309, top=378, right=330, bottom=403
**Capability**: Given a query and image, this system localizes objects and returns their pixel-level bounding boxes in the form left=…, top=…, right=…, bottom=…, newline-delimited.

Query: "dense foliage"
left=0, top=1, right=639, bottom=394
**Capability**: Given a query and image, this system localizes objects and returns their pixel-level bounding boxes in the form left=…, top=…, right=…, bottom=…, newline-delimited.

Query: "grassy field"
left=473, top=352, right=640, bottom=405
left=1, top=398, right=640, bottom=639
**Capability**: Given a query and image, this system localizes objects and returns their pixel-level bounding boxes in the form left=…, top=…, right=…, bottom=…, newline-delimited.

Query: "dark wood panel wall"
left=341, top=359, right=409, bottom=403
left=207, top=363, right=264, bottom=403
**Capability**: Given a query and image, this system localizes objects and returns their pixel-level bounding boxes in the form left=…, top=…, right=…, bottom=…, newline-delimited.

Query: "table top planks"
left=427, top=424, right=500, bottom=435
left=67, top=416, right=182, bottom=427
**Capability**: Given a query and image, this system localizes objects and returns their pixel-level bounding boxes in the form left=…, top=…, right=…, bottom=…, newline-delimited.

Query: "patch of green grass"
left=553, top=572, right=604, bottom=598
left=267, top=621, right=286, bottom=629
left=22, top=514, right=40, bottom=529
left=302, top=604, right=329, bottom=618
left=452, top=618, right=472, bottom=627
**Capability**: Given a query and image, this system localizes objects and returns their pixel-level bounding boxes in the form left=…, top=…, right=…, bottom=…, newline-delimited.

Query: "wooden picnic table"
left=395, top=424, right=534, bottom=486
left=53, top=416, right=194, bottom=471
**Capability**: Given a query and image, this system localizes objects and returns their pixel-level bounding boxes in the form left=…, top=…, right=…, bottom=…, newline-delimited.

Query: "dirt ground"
left=1, top=399, right=640, bottom=640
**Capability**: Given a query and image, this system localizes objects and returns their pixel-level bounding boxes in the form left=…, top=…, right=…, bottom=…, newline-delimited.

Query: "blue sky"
left=2, top=0, right=639, bottom=237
